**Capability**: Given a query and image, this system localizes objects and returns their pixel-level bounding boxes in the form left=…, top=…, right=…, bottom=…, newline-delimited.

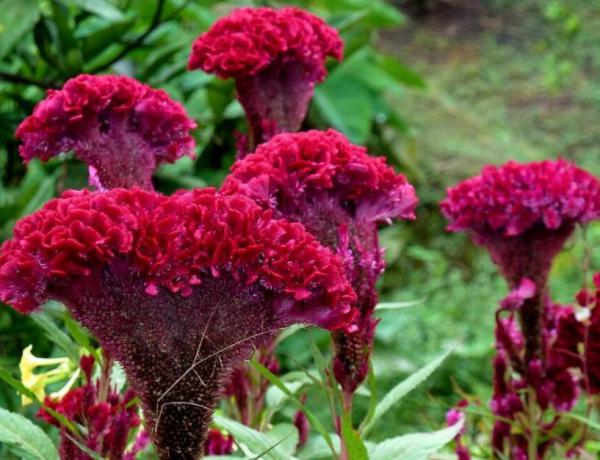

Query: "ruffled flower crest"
left=222, top=129, right=417, bottom=396
left=0, top=188, right=356, bottom=459
left=441, top=159, right=600, bottom=288
left=16, top=74, right=196, bottom=190
left=189, top=7, right=343, bottom=149
left=442, top=159, right=600, bottom=458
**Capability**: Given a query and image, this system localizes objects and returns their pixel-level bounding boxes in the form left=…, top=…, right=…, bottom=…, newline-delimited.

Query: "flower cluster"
left=0, top=188, right=356, bottom=327
left=491, top=293, right=582, bottom=456
left=38, top=356, right=146, bottom=460
left=441, top=159, right=600, bottom=237
left=223, top=129, right=417, bottom=397
left=0, top=187, right=356, bottom=458
left=189, top=8, right=343, bottom=148
left=443, top=159, right=600, bottom=458
left=442, top=159, right=600, bottom=287
left=189, top=7, right=342, bottom=80
left=16, top=74, right=196, bottom=190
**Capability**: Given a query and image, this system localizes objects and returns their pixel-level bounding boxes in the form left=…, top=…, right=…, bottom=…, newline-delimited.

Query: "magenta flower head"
left=222, top=129, right=417, bottom=396
left=0, top=188, right=356, bottom=459
left=16, top=74, right=196, bottom=190
left=38, top=355, right=144, bottom=460
left=189, top=7, right=343, bottom=149
left=442, top=159, right=600, bottom=288
left=442, top=159, right=600, bottom=361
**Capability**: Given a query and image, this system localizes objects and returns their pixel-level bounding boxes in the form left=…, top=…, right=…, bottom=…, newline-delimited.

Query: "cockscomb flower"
left=222, top=129, right=417, bottom=398
left=38, top=355, right=143, bottom=460
left=442, top=159, right=600, bottom=361
left=0, top=188, right=356, bottom=459
left=16, top=74, right=196, bottom=190
left=442, top=159, right=600, bottom=287
left=189, top=7, right=343, bottom=149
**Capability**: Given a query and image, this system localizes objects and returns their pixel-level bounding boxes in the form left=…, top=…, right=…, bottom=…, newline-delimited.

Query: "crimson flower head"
left=441, top=159, right=600, bottom=287
left=0, top=188, right=356, bottom=459
left=38, top=355, right=145, bottom=460
left=16, top=74, right=196, bottom=190
left=222, top=129, right=417, bottom=395
left=189, top=7, right=343, bottom=149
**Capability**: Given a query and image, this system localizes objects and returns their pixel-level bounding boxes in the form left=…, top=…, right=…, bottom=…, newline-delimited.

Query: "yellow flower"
left=19, top=345, right=78, bottom=406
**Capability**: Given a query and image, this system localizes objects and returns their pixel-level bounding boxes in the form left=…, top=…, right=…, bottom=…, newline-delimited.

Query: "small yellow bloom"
left=19, top=345, right=77, bottom=406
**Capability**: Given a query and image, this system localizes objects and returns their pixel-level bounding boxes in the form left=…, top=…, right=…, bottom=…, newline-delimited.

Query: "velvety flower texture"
left=16, top=74, right=196, bottom=190
left=442, top=159, right=600, bottom=287
left=492, top=294, right=582, bottom=456
left=38, top=356, right=145, bottom=460
left=0, top=188, right=356, bottom=460
left=189, top=7, right=343, bottom=148
left=443, top=160, right=600, bottom=458
left=222, top=129, right=417, bottom=396
left=442, top=159, right=600, bottom=361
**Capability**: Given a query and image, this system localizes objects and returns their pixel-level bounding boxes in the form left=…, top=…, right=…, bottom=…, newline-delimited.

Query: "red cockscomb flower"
left=0, top=188, right=356, bottom=459
left=189, top=7, right=343, bottom=149
left=16, top=74, right=196, bottom=190
left=442, top=159, right=600, bottom=361
left=38, top=356, right=143, bottom=460
left=222, top=129, right=417, bottom=397
left=441, top=159, right=600, bottom=287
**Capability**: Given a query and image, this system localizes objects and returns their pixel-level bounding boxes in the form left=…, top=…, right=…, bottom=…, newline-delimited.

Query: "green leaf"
left=251, top=359, right=336, bottom=456
left=298, top=434, right=341, bottom=460
left=265, top=423, right=299, bottom=456
left=0, top=366, right=37, bottom=401
left=30, top=311, right=80, bottom=363
left=60, top=0, right=124, bottom=20
left=360, top=350, right=452, bottom=436
left=314, top=80, right=373, bottom=144
left=563, top=412, right=600, bottom=433
left=213, top=415, right=294, bottom=460
left=78, top=17, right=136, bottom=60
left=341, top=415, right=368, bottom=460
left=334, top=47, right=405, bottom=96
left=369, top=421, right=464, bottom=460
left=359, top=367, right=377, bottom=433
left=377, top=54, right=426, bottom=89
left=0, top=0, right=40, bottom=60
left=17, top=169, right=58, bottom=218
left=0, top=407, right=59, bottom=460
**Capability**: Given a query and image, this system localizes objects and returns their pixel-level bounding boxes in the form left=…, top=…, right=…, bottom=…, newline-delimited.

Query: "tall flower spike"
left=222, top=129, right=417, bottom=399
left=16, top=74, right=196, bottom=190
left=0, top=188, right=356, bottom=459
left=442, top=159, right=600, bottom=360
left=189, top=7, right=343, bottom=151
